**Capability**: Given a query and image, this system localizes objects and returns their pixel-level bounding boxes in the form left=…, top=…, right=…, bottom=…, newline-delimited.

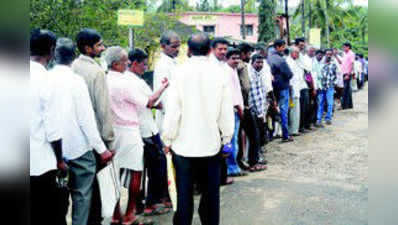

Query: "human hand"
left=100, top=150, right=114, bottom=165
left=163, top=146, right=171, bottom=154
left=57, top=161, right=69, bottom=177
left=162, top=78, right=169, bottom=88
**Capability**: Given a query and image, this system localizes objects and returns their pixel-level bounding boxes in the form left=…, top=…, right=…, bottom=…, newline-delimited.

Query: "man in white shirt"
left=286, top=46, right=307, bottom=136
left=125, top=48, right=171, bottom=215
left=50, top=38, right=113, bottom=225
left=153, top=31, right=181, bottom=133
left=162, top=33, right=234, bottom=225
left=210, top=37, right=235, bottom=185
left=30, top=29, right=67, bottom=225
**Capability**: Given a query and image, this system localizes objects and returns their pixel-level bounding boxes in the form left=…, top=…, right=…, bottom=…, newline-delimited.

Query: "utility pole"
left=301, top=0, right=305, bottom=38
left=284, top=0, right=290, bottom=45
left=241, top=0, right=246, bottom=40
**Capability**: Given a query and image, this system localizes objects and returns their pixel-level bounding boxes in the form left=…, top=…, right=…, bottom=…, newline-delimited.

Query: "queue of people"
left=30, top=27, right=367, bottom=225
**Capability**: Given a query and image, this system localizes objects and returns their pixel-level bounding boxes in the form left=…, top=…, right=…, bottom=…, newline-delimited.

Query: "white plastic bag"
left=97, top=162, right=121, bottom=218
left=166, top=153, right=177, bottom=212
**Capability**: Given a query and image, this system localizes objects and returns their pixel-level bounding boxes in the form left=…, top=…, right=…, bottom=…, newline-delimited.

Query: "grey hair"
left=55, top=37, right=76, bottom=65
left=103, top=46, right=127, bottom=68
left=160, top=30, right=180, bottom=46
left=289, top=46, right=300, bottom=54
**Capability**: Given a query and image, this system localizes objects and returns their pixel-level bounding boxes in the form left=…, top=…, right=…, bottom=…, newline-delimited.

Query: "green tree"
left=257, top=0, right=276, bottom=43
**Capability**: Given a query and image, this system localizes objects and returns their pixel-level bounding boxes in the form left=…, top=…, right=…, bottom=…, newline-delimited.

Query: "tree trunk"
left=285, top=0, right=290, bottom=45
left=324, top=0, right=330, bottom=48
left=241, top=0, right=246, bottom=40
left=307, top=0, right=312, bottom=40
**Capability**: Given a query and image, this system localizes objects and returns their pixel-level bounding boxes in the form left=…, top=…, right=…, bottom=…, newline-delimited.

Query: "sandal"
left=122, top=217, right=154, bottom=225
left=229, top=172, right=248, bottom=177
left=143, top=205, right=170, bottom=216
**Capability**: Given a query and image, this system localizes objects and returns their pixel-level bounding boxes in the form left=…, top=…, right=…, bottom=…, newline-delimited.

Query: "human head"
left=76, top=28, right=105, bottom=58
left=294, top=37, right=306, bottom=52
left=342, top=42, right=351, bottom=53
left=315, top=49, right=324, bottom=61
left=237, top=43, right=253, bottom=63
left=103, top=46, right=128, bottom=73
left=290, top=46, right=300, bottom=60
left=211, top=38, right=229, bottom=61
left=255, top=44, right=267, bottom=58
left=251, top=54, right=264, bottom=72
left=128, top=48, right=149, bottom=76
left=325, top=49, right=333, bottom=62
left=54, top=38, right=76, bottom=66
left=187, top=33, right=211, bottom=56
left=226, top=48, right=240, bottom=69
left=359, top=54, right=364, bottom=59
left=30, top=28, right=57, bottom=65
left=274, top=39, right=287, bottom=54
left=160, top=30, right=181, bottom=58
left=307, top=46, right=316, bottom=57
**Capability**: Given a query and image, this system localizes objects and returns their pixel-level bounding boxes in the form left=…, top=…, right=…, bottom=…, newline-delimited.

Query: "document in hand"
left=97, top=161, right=121, bottom=218
left=166, top=153, right=177, bottom=211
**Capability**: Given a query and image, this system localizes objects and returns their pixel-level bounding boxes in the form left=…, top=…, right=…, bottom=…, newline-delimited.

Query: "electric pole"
left=241, top=0, right=246, bottom=40
left=284, top=0, right=290, bottom=45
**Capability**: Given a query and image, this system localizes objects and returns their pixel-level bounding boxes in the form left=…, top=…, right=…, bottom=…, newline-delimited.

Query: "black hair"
left=283, top=48, right=290, bottom=56
left=188, top=33, right=211, bottom=56
left=294, top=37, right=305, bottom=45
left=343, top=42, right=352, bottom=49
left=359, top=54, right=364, bottom=58
left=211, top=38, right=229, bottom=49
left=226, top=48, right=240, bottom=59
left=315, top=49, right=324, bottom=55
left=76, top=28, right=102, bottom=54
left=274, top=39, right=286, bottom=48
left=30, top=28, right=57, bottom=57
left=55, top=38, right=76, bottom=65
left=128, top=48, right=148, bottom=63
left=251, top=54, right=264, bottom=63
left=237, top=43, right=253, bottom=54
left=324, top=48, right=333, bottom=53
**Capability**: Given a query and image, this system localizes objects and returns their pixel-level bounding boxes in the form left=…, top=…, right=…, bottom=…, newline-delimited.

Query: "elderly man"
left=125, top=48, right=171, bottom=216
left=103, top=47, right=152, bottom=225
left=286, top=46, right=308, bottom=136
left=72, top=28, right=114, bottom=225
left=30, top=29, right=67, bottom=225
left=50, top=38, right=112, bottom=225
left=335, top=42, right=355, bottom=109
left=268, top=39, right=294, bottom=142
left=162, top=33, right=234, bottom=225
left=154, top=30, right=181, bottom=132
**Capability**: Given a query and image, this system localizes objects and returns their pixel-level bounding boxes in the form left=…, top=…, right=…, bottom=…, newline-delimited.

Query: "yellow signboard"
left=118, top=9, right=144, bottom=26
left=309, top=28, right=321, bottom=48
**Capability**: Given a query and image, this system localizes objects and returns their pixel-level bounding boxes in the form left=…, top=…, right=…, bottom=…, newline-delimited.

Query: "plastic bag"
left=97, top=162, right=121, bottom=218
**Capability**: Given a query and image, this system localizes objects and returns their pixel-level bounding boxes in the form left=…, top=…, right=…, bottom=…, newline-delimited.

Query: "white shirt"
left=298, top=52, right=318, bottom=89
left=125, top=71, right=159, bottom=138
left=262, top=62, right=274, bottom=93
left=30, top=61, right=61, bottom=176
left=50, top=65, right=106, bottom=160
left=162, top=56, right=234, bottom=157
left=153, top=53, right=178, bottom=131
left=287, top=56, right=307, bottom=98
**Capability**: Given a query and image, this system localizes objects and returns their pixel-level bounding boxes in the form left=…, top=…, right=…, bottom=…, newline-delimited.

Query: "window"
left=241, top=25, right=254, bottom=36
left=203, top=25, right=215, bottom=35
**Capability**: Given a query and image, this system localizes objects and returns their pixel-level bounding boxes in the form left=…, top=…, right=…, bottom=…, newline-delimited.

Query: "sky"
left=188, top=0, right=368, bottom=8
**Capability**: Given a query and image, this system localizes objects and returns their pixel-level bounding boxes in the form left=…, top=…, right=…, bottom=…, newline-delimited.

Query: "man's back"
left=162, top=56, right=234, bottom=157
left=268, top=52, right=293, bottom=91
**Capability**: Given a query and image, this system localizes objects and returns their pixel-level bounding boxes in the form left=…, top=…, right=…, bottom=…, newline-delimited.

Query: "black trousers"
left=299, top=89, right=311, bottom=130
left=241, top=108, right=261, bottom=167
left=172, top=152, right=221, bottom=225
left=30, top=170, right=69, bottom=225
left=342, top=78, right=353, bottom=109
left=143, top=134, right=169, bottom=206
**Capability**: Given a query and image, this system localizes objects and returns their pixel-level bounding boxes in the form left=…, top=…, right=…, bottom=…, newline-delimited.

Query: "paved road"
left=102, top=85, right=368, bottom=225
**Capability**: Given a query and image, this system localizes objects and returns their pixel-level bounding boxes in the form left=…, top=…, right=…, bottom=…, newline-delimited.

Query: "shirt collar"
left=161, top=52, right=177, bottom=65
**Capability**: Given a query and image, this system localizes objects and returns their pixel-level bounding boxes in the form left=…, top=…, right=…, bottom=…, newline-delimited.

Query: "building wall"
left=177, top=12, right=259, bottom=43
